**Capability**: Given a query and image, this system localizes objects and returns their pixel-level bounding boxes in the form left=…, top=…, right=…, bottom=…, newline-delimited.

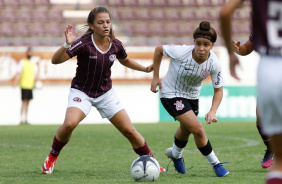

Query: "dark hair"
left=193, top=21, right=217, bottom=43
left=84, top=6, right=114, bottom=42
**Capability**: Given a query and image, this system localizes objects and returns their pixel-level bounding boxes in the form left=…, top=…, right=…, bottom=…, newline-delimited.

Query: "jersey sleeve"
left=210, top=54, right=224, bottom=88
left=116, top=43, right=127, bottom=59
left=249, top=33, right=253, bottom=43
left=162, top=45, right=191, bottom=61
left=66, top=38, right=84, bottom=58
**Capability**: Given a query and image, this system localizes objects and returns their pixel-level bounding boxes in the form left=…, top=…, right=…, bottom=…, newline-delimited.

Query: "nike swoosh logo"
left=184, top=67, right=192, bottom=70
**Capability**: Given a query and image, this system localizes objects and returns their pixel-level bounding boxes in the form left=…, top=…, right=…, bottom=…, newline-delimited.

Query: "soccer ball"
left=130, top=155, right=160, bottom=182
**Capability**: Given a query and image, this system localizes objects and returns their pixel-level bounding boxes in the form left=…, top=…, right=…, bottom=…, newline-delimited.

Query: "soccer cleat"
left=165, top=147, right=186, bottom=174
left=261, top=150, right=274, bottom=169
left=213, top=163, right=229, bottom=177
left=42, top=153, right=58, bottom=174
left=160, top=166, right=166, bottom=172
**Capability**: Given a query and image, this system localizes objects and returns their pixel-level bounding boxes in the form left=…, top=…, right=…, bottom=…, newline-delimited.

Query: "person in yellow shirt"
left=13, top=47, right=39, bottom=124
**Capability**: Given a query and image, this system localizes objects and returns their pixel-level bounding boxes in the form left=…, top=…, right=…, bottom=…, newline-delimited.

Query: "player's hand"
left=150, top=78, right=162, bottom=93
left=144, top=64, right=154, bottom=73
left=205, top=112, right=217, bottom=125
left=232, top=40, right=240, bottom=54
left=229, top=52, right=240, bottom=80
left=64, top=24, right=77, bottom=45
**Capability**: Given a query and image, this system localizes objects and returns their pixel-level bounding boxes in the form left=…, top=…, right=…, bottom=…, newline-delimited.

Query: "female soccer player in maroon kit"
left=41, top=6, right=165, bottom=174
left=220, top=0, right=282, bottom=183
left=232, top=34, right=274, bottom=169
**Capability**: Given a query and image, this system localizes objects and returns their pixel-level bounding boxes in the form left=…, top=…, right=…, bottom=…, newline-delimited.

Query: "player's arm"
left=232, top=39, right=253, bottom=56
left=220, top=0, right=243, bottom=54
left=205, top=87, right=223, bottom=125
left=51, top=47, right=71, bottom=64
left=150, top=46, right=163, bottom=93
left=118, top=57, right=153, bottom=73
left=219, top=0, right=244, bottom=80
left=51, top=24, right=77, bottom=64
left=13, top=72, right=21, bottom=87
left=12, top=60, right=23, bottom=87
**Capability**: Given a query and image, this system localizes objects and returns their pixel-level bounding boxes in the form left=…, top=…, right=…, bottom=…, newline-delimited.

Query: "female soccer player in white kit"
left=41, top=6, right=165, bottom=174
left=150, top=21, right=229, bottom=177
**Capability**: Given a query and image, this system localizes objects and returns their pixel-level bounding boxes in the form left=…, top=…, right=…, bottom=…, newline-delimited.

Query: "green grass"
left=0, top=122, right=269, bottom=184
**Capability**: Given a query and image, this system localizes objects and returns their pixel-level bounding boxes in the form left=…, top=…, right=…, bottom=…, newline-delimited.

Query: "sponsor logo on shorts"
left=200, top=69, right=210, bottom=78
left=73, top=97, right=81, bottom=102
left=109, top=54, right=116, bottom=62
left=174, top=100, right=184, bottom=111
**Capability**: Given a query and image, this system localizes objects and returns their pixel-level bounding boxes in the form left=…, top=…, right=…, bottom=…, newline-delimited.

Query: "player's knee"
left=62, top=120, right=77, bottom=132
left=192, top=126, right=205, bottom=138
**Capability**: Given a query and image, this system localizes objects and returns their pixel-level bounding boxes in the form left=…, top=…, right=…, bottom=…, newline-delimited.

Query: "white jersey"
left=160, top=45, right=224, bottom=99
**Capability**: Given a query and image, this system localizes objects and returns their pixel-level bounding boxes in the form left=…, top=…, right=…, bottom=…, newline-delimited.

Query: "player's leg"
left=97, top=89, right=165, bottom=171
left=266, top=134, right=282, bottom=184
left=42, top=107, right=86, bottom=174
left=24, top=100, right=30, bottom=123
left=176, top=111, right=229, bottom=177
left=20, top=100, right=28, bottom=123
left=110, top=109, right=145, bottom=149
left=20, top=89, right=32, bottom=124
left=257, top=57, right=282, bottom=183
left=42, top=88, right=90, bottom=174
left=256, top=107, right=273, bottom=168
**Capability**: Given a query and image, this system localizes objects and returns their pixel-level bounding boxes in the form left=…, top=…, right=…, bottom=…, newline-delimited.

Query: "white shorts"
left=67, top=88, right=124, bottom=119
left=257, top=56, right=282, bottom=136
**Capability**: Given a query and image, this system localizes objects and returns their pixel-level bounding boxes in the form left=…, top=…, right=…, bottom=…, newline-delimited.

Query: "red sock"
left=134, top=141, right=154, bottom=157
left=266, top=171, right=282, bottom=184
left=50, top=136, right=67, bottom=157
left=266, top=178, right=282, bottom=184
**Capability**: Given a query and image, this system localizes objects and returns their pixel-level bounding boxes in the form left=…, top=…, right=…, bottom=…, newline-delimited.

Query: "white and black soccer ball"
left=130, top=155, right=160, bottom=182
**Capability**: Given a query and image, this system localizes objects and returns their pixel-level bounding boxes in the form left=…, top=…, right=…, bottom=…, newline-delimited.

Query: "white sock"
left=267, top=171, right=282, bottom=179
left=205, top=150, right=220, bottom=166
left=172, top=143, right=184, bottom=159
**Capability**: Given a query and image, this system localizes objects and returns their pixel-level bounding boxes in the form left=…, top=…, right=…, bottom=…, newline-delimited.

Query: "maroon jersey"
left=249, top=33, right=253, bottom=43
left=66, top=34, right=127, bottom=98
left=251, top=0, right=282, bottom=56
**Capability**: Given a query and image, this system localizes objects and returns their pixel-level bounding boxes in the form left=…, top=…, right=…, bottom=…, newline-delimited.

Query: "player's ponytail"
left=193, top=21, right=217, bottom=43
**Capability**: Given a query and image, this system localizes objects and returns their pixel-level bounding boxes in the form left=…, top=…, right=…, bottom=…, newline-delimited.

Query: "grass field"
left=0, top=122, right=269, bottom=184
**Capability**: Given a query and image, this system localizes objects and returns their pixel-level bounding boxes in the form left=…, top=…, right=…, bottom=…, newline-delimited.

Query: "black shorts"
left=161, top=97, right=199, bottom=120
left=21, top=89, right=33, bottom=100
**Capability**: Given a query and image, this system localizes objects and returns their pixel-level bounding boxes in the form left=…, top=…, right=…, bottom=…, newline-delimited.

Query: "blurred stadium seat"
left=0, top=0, right=251, bottom=46
left=16, top=22, right=31, bottom=36
left=167, top=0, right=183, bottom=7
left=5, top=0, right=21, bottom=6
left=33, top=8, right=50, bottom=20
left=21, top=0, right=36, bottom=6
left=0, top=22, right=15, bottom=36
left=36, top=0, right=51, bottom=6
left=19, top=7, right=34, bottom=20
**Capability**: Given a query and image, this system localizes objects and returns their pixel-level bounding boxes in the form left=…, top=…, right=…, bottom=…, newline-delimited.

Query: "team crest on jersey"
left=174, top=100, right=184, bottom=111
left=73, top=97, right=81, bottom=102
left=200, top=69, right=210, bottom=78
left=109, top=54, right=116, bottom=62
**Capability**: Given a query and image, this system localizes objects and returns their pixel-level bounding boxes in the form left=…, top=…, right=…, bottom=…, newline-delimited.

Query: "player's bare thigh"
left=109, top=109, right=144, bottom=148
left=176, top=110, right=207, bottom=147
left=56, top=107, right=86, bottom=142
